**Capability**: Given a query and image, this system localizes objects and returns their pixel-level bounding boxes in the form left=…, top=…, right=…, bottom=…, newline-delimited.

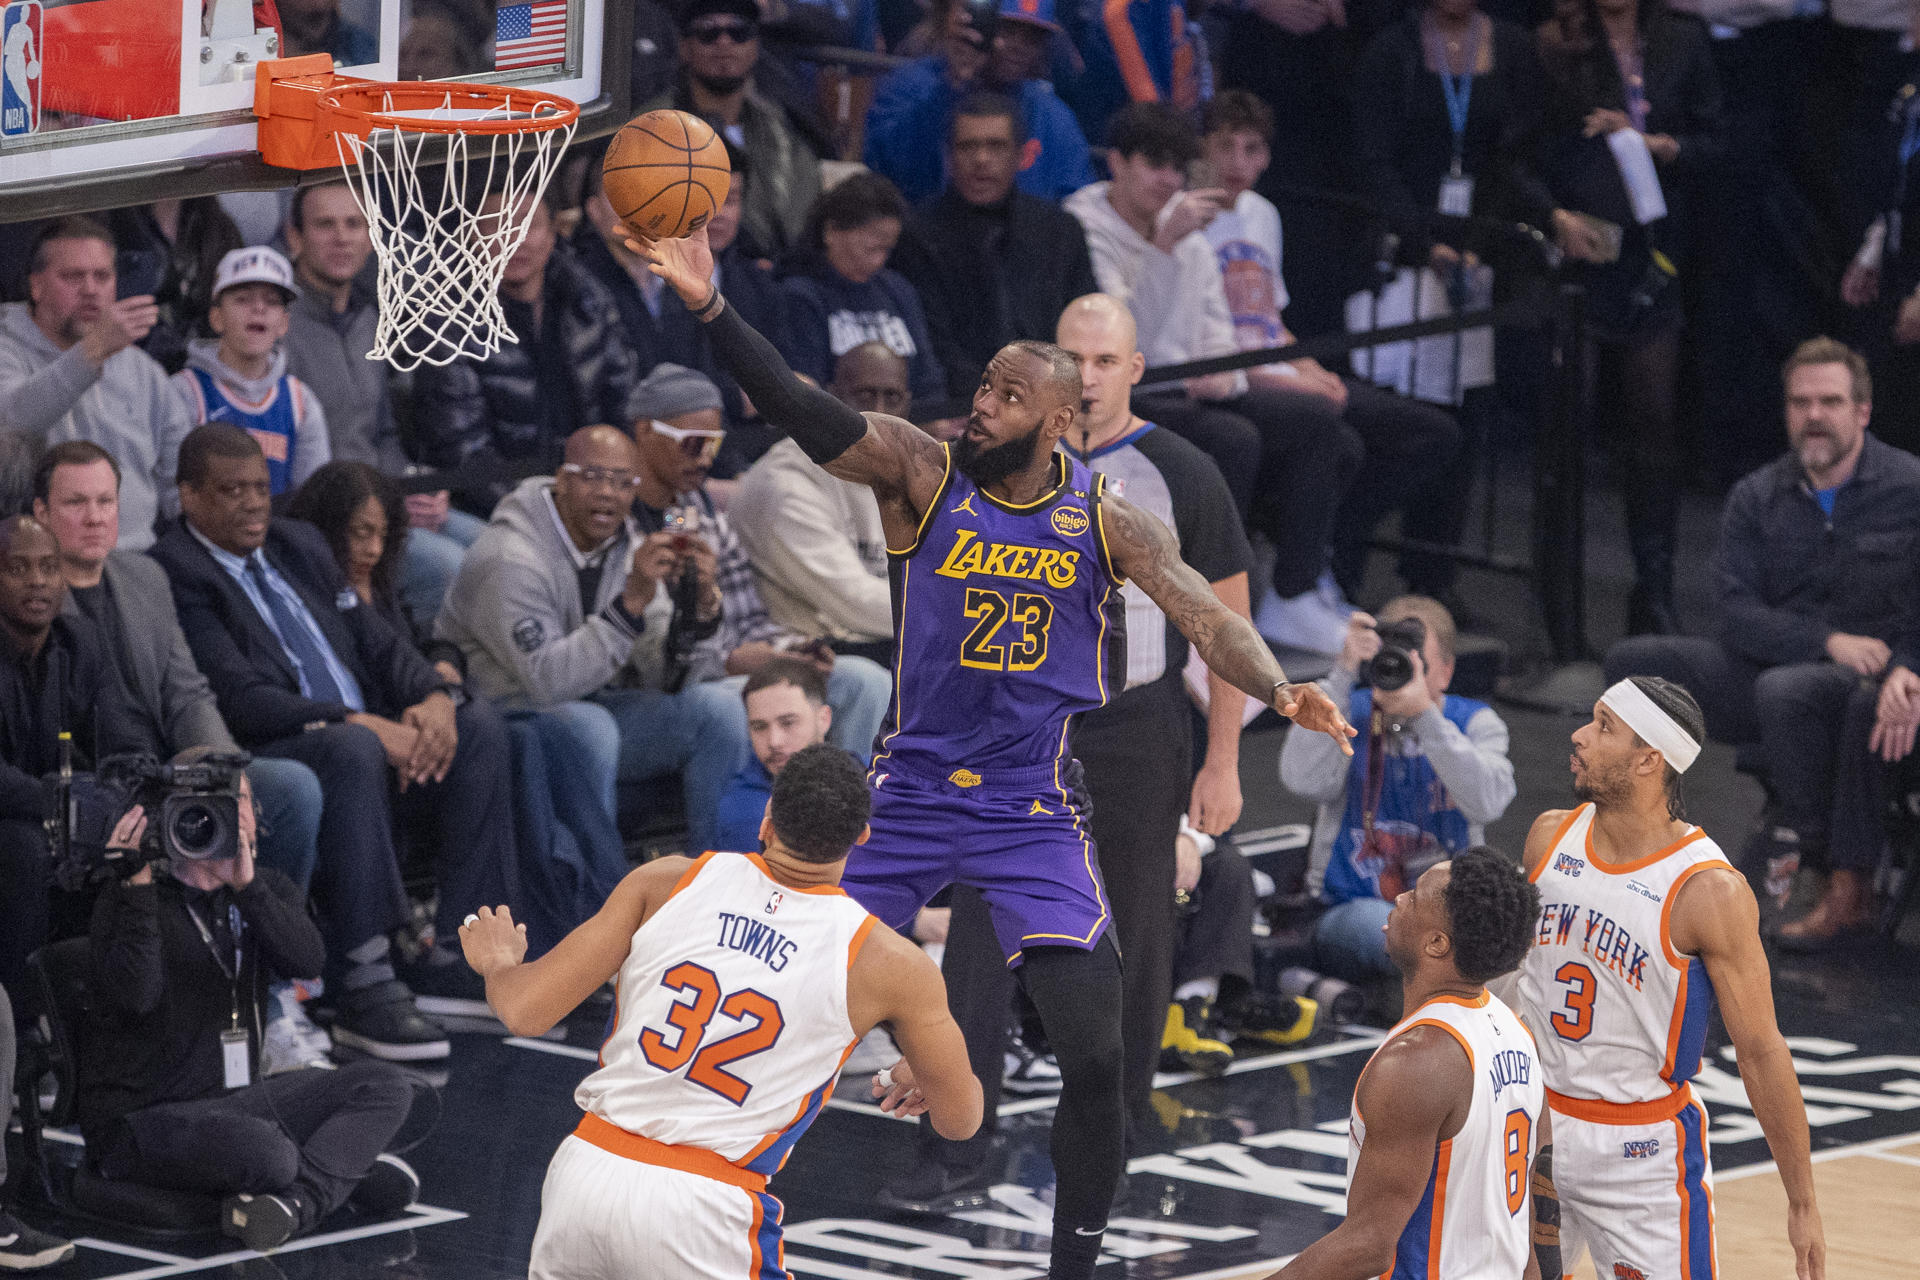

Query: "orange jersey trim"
left=573, top=1112, right=770, bottom=1193
left=1102, top=0, right=1161, bottom=102
left=1587, top=823, right=1706, bottom=875
left=1545, top=1082, right=1694, bottom=1126
left=1528, top=806, right=1588, bottom=882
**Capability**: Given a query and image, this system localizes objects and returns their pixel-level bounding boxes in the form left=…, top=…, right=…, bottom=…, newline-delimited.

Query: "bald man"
left=0, top=515, right=155, bottom=989
left=732, top=342, right=906, bottom=667
left=438, top=424, right=752, bottom=858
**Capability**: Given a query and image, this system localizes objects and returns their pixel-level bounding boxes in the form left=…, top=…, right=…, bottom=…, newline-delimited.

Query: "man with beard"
left=1514, top=677, right=1826, bottom=1280
left=1604, top=337, right=1920, bottom=947
left=641, top=0, right=826, bottom=261
left=637, top=224, right=1356, bottom=1280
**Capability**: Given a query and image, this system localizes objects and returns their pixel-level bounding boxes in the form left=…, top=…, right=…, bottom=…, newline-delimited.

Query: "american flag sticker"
left=495, top=0, right=568, bottom=70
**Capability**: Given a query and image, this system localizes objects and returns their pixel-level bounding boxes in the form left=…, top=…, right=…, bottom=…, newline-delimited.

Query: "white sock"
left=1174, top=978, right=1219, bottom=1004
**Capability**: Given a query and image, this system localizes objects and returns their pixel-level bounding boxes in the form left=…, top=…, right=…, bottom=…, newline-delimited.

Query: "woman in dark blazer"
left=1538, top=0, right=1723, bottom=635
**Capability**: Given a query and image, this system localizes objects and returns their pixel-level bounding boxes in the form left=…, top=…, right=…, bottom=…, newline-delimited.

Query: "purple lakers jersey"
left=874, top=446, right=1126, bottom=777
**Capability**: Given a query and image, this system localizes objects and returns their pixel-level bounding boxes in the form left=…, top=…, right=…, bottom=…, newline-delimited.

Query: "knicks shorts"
left=1548, top=1086, right=1717, bottom=1280
left=529, top=1132, right=788, bottom=1280
left=844, top=758, right=1110, bottom=964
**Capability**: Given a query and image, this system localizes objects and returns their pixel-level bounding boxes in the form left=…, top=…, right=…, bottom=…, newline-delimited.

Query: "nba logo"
left=764, top=891, right=784, bottom=916
left=1, top=1, right=41, bottom=139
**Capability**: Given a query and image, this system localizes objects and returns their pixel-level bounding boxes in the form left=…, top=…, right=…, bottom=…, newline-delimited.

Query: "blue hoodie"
left=779, top=265, right=947, bottom=403
left=863, top=58, right=1096, bottom=206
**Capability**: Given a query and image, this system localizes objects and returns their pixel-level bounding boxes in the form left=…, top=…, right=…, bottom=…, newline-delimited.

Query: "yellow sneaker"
left=1161, top=998, right=1234, bottom=1076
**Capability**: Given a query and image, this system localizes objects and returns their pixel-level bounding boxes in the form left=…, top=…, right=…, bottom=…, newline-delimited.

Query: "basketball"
left=601, top=109, right=732, bottom=241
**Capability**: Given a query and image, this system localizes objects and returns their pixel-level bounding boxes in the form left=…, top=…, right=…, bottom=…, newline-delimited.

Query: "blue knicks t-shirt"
left=873, top=446, right=1126, bottom=779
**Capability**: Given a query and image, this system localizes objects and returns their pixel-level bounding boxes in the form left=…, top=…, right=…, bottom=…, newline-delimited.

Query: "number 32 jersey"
left=1515, top=803, right=1734, bottom=1105
left=577, top=851, right=878, bottom=1172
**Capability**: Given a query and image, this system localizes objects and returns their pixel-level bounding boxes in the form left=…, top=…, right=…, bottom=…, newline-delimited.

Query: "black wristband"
left=693, top=286, right=725, bottom=323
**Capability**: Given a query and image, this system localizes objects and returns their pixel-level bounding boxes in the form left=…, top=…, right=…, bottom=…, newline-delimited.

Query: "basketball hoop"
left=255, top=56, right=579, bottom=371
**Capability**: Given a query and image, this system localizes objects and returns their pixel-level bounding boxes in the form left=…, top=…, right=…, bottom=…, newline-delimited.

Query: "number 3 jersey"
left=875, top=446, right=1126, bottom=778
left=577, top=851, right=879, bottom=1170
left=1349, top=991, right=1543, bottom=1280
left=1515, top=803, right=1734, bottom=1105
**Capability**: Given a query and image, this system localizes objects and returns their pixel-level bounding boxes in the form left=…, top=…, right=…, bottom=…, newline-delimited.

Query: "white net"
left=331, top=87, right=577, bottom=371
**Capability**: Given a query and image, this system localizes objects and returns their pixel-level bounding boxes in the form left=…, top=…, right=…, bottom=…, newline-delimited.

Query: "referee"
left=880, top=293, right=1263, bottom=1211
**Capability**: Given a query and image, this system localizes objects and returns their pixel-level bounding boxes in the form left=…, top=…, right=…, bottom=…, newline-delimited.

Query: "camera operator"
left=82, top=780, right=421, bottom=1253
left=0, top=514, right=154, bottom=994
left=1278, top=597, right=1516, bottom=984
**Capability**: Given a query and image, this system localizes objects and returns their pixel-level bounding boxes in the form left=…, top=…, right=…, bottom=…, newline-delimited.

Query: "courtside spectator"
left=412, top=190, right=640, bottom=516
left=1279, top=597, right=1516, bottom=981
left=1193, top=93, right=1460, bottom=611
left=0, top=218, right=195, bottom=551
left=730, top=342, right=900, bottom=665
left=1606, top=338, right=1920, bottom=949
left=642, top=0, right=828, bottom=261
left=283, top=181, right=483, bottom=622
left=437, top=424, right=746, bottom=855
left=172, top=247, right=331, bottom=497
left=626, top=364, right=894, bottom=755
left=713, top=657, right=837, bottom=852
left=108, top=199, right=244, bottom=376
left=863, top=0, right=1094, bottom=204
left=0, top=984, right=75, bottom=1270
left=780, top=173, right=947, bottom=404
left=0, top=514, right=152, bottom=993
left=892, top=92, right=1100, bottom=399
left=33, top=440, right=330, bottom=1074
left=155, top=425, right=519, bottom=1061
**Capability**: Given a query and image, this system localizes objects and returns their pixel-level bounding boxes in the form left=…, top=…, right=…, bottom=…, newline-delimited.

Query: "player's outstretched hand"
left=629, top=225, right=716, bottom=308
left=1276, top=680, right=1357, bottom=756
left=1789, top=1199, right=1826, bottom=1280
left=459, top=905, right=528, bottom=979
left=873, top=1059, right=930, bottom=1118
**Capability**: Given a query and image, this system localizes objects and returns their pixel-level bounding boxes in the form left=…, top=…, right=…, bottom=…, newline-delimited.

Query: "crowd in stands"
left=6, top=0, right=1920, bottom=1262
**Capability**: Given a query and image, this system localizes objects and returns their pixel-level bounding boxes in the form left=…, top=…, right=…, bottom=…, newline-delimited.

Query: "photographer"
left=1278, top=597, right=1515, bottom=982
left=0, top=514, right=154, bottom=993
left=81, top=781, right=421, bottom=1253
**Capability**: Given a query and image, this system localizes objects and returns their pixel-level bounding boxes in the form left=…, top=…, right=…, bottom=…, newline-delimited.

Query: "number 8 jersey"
left=576, top=851, right=879, bottom=1171
left=1515, top=803, right=1734, bottom=1104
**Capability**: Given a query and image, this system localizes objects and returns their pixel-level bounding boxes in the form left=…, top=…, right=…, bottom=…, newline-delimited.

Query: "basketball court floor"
left=16, top=705, right=1920, bottom=1280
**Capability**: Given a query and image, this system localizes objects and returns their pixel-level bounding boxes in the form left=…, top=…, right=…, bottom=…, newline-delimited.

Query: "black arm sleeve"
left=703, top=295, right=869, bottom=466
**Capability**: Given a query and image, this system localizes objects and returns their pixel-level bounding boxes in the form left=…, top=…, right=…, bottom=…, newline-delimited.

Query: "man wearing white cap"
left=1512, top=675, right=1826, bottom=1280
left=172, top=246, right=331, bottom=497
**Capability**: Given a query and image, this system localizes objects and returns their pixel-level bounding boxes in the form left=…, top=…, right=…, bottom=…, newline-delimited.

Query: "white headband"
left=1601, top=680, right=1701, bottom=774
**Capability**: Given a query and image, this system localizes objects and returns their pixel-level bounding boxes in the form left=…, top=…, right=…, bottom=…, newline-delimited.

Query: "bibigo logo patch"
left=1051, top=507, right=1089, bottom=537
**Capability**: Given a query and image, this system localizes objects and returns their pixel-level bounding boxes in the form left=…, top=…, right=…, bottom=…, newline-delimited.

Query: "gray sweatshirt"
left=284, top=279, right=408, bottom=473
left=0, top=302, right=194, bottom=551
left=730, top=437, right=892, bottom=644
left=172, top=338, right=332, bottom=494
left=436, top=475, right=670, bottom=710
left=1278, top=665, right=1517, bottom=895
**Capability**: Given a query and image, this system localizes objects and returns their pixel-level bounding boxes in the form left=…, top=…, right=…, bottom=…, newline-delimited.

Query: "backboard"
left=0, top=0, right=629, bottom=221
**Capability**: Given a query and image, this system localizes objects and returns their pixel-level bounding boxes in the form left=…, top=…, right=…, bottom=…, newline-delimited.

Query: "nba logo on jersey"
left=764, top=890, right=784, bottom=916
left=1, top=1, right=42, bottom=139
left=1553, top=851, right=1586, bottom=877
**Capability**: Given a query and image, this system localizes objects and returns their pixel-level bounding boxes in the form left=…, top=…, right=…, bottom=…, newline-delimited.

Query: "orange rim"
left=319, top=80, right=580, bottom=138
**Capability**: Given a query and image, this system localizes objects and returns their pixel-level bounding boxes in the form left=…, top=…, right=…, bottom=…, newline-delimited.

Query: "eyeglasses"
left=649, top=418, right=726, bottom=461
left=559, top=462, right=643, bottom=491
left=689, top=18, right=756, bottom=43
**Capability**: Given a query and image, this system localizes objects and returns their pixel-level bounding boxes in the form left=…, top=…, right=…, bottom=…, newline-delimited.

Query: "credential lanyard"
left=186, top=899, right=246, bottom=1030
left=1614, top=40, right=1649, bottom=133
left=1433, top=22, right=1480, bottom=176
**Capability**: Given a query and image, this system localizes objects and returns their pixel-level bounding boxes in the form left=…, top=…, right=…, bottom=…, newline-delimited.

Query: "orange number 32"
left=638, top=962, right=787, bottom=1106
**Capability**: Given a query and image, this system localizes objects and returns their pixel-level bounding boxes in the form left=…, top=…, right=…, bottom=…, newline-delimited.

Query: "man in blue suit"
left=153, top=424, right=517, bottom=1063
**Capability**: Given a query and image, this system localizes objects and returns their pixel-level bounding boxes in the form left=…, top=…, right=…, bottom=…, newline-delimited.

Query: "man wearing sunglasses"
left=641, top=0, right=826, bottom=261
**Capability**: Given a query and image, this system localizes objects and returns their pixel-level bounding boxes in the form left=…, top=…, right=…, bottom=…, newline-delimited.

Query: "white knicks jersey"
left=577, top=851, right=879, bottom=1173
left=1348, top=991, right=1543, bottom=1280
left=1515, top=804, right=1733, bottom=1105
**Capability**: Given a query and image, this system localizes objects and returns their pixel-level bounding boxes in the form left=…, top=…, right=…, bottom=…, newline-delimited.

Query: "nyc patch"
left=512, top=617, right=546, bottom=654
left=1552, top=851, right=1585, bottom=878
left=1621, top=1139, right=1661, bottom=1160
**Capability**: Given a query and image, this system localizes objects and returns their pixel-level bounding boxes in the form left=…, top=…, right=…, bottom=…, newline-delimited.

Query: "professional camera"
left=1359, top=616, right=1427, bottom=693
left=48, top=750, right=252, bottom=890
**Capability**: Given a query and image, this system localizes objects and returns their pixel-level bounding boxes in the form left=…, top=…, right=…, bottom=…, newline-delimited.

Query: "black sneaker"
left=0, top=1211, right=75, bottom=1271
left=399, top=947, right=493, bottom=1020
left=350, top=1153, right=421, bottom=1216
left=222, top=1192, right=301, bottom=1252
left=1227, top=993, right=1318, bottom=1046
left=330, top=981, right=450, bottom=1061
left=875, top=1160, right=994, bottom=1214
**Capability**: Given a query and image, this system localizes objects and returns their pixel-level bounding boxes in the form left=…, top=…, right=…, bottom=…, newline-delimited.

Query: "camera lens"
left=1368, top=648, right=1414, bottom=692
left=170, top=802, right=221, bottom=857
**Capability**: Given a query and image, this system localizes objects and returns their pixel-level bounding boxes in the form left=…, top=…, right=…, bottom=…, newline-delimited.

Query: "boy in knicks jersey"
left=637, top=224, right=1355, bottom=1280
left=1263, top=847, right=1545, bottom=1280
left=171, top=248, right=330, bottom=497
left=1515, top=677, right=1826, bottom=1280
left=458, top=745, right=982, bottom=1280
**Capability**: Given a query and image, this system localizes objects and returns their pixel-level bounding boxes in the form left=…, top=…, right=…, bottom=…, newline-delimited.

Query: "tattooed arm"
left=1104, top=493, right=1355, bottom=754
